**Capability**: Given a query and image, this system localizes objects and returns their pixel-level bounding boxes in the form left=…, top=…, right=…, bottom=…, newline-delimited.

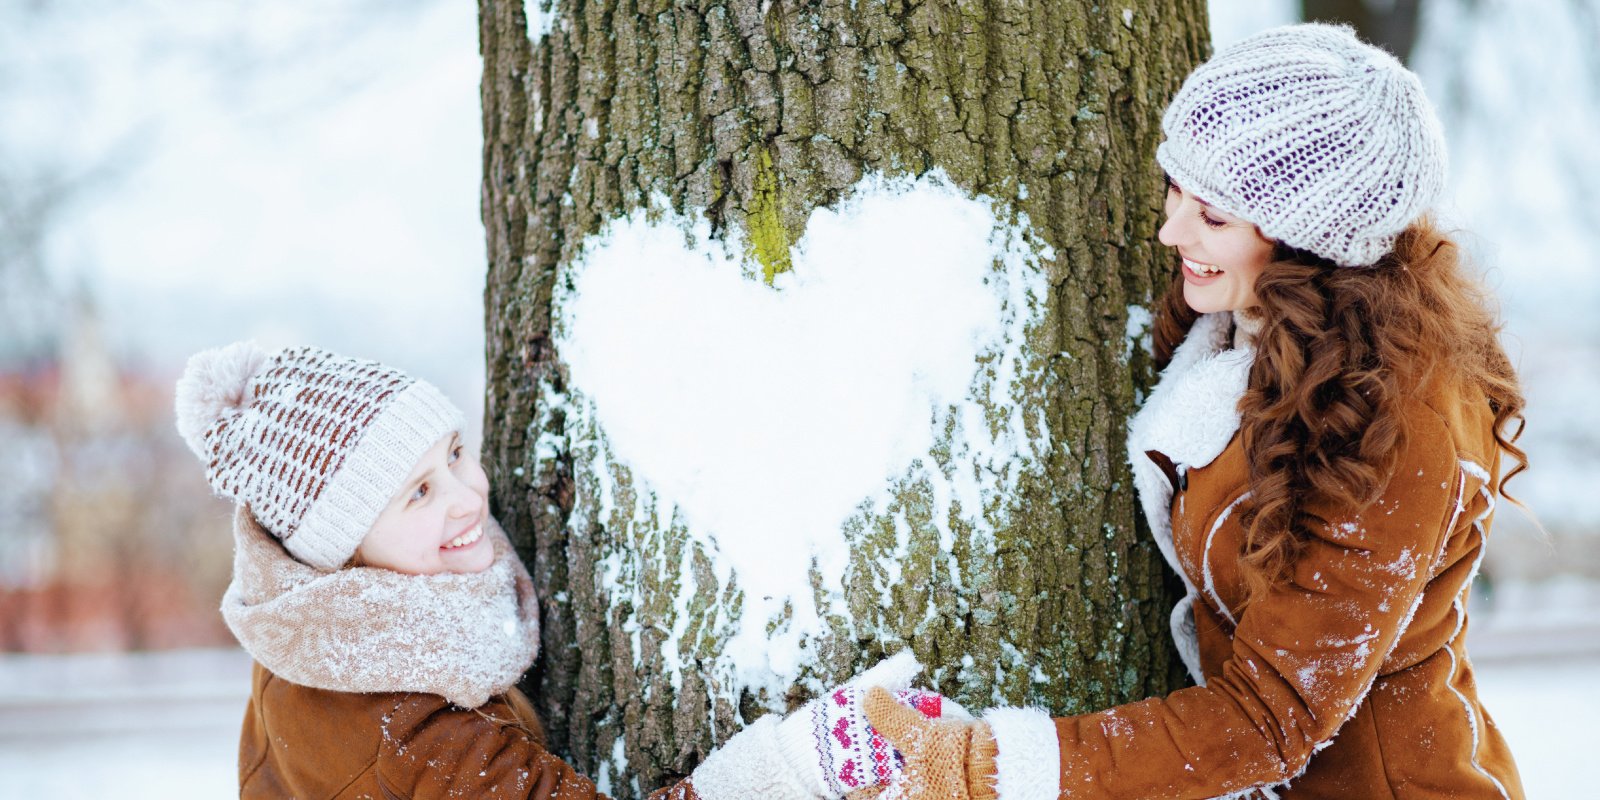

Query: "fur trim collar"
left=1126, top=312, right=1255, bottom=684
left=220, top=508, right=540, bottom=708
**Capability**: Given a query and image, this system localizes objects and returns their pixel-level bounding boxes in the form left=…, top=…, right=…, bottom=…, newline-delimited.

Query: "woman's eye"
left=1199, top=209, right=1225, bottom=229
left=449, top=446, right=462, bottom=465
left=410, top=483, right=429, bottom=504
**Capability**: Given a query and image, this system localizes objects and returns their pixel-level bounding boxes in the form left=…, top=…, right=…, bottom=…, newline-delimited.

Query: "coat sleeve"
left=374, top=696, right=703, bottom=800
left=983, top=408, right=1468, bottom=800
left=377, top=698, right=810, bottom=800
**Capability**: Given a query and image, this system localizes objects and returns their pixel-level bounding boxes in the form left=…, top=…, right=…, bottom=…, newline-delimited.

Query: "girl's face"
left=358, top=432, right=493, bottom=576
left=1158, top=174, right=1276, bottom=314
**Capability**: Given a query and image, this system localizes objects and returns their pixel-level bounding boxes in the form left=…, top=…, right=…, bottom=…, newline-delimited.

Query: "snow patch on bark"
left=523, top=0, right=554, bottom=41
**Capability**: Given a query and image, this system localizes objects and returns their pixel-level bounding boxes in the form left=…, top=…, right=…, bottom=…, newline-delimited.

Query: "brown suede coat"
left=239, top=662, right=701, bottom=800
left=1055, top=375, right=1525, bottom=798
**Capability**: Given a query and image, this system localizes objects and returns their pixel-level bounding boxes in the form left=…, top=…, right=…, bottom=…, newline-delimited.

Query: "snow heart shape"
left=555, top=172, right=1044, bottom=657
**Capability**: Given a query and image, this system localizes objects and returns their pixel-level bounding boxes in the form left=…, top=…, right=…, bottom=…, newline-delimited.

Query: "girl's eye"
left=1199, top=209, right=1225, bottom=229
left=449, top=445, right=462, bottom=465
left=410, top=483, right=429, bottom=504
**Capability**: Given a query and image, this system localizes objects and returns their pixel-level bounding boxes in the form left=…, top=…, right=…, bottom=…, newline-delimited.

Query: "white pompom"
left=174, top=341, right=270, bottom=458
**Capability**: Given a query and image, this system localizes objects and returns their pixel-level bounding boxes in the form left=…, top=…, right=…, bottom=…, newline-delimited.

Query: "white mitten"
left=688, top=651, right=967, bottom=800
left=776, top=651, right=971, bottom=797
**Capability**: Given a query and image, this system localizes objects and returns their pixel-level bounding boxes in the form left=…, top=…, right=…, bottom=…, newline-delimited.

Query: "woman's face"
left=357, top=432, right=494, bottom=576
left=1158, top=174, right=1276, bottom=314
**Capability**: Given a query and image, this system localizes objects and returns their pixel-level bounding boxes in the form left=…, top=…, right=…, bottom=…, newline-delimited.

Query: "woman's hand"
left=773, top=650, right=966, bottom=798
left=688, top=652, right=959, bottom=800
left=779, top=684, right=949, bottom=796
left=855, top=686, right=998, bottom=800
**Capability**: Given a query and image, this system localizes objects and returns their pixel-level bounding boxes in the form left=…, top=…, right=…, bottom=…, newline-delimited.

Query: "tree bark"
left=479, top=1, right=1209, bottom=795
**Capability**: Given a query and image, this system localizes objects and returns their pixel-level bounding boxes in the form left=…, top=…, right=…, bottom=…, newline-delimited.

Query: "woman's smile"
left=1159, top=177, right=1275, bottom=313
left=1181, top=256, right=1225, bottom=283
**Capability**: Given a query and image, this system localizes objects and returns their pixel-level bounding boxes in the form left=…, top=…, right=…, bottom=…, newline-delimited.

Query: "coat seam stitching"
left=239, top=669, right=273, bottom=787
left=359, top=697, right=412, bottom=799
left=1200, top=491, right=1251, bottom=626
left=1442, top=460, right=1513, bottom=800
left=1367, top=692, right=1401, bottom=800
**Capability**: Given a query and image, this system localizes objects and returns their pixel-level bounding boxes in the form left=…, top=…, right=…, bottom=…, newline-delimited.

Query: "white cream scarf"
left=220, top=507, right=540, bottom=708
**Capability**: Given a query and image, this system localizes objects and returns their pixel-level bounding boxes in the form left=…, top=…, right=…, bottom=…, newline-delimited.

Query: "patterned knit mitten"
left=857, top=685, right=999, bottom=800
left=777, top=685, right=949, bottom=797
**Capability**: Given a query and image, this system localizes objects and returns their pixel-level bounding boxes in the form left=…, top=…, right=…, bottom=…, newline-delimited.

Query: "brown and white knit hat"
left=174, top=342, right=464, bottom=571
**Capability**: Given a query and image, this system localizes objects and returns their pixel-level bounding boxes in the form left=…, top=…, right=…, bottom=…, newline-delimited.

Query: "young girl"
left=175, top=341, right=948, bottom=799
left=862, top=23, right=1528, bottom=799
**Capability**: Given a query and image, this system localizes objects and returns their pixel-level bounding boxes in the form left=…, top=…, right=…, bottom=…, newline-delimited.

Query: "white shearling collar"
left=1126, top=311, right=1256, bottom=684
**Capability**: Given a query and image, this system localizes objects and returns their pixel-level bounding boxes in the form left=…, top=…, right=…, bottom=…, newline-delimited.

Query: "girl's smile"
left=358, top=432, right=494, bottom=575
left=443, top=522, right=485, bottom=551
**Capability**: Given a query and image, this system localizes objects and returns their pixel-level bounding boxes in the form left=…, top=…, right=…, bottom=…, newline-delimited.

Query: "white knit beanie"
left=1155, top=23, right=1447, bottom=267
left=174, top=342, right=464, bottom=570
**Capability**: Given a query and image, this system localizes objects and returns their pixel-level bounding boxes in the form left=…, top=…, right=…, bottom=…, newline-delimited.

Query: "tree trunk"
left=479, top=1, right=1209, bottom=796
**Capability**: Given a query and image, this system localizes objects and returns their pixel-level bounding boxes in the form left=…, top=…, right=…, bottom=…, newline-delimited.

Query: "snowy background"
left=1, top=0, right=1596, bottom=796
left=0, top=0, right=486, bottom=407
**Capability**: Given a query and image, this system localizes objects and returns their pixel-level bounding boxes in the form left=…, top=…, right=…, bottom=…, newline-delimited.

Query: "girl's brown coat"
left=238, top=663, right=704, bottom=799
left=224, top=511, right=814, bottom=800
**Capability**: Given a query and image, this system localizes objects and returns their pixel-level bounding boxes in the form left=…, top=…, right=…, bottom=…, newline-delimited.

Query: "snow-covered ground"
left=0, top=649, right=248, bottom=798
left=1, top=614, right=1594, bottom=798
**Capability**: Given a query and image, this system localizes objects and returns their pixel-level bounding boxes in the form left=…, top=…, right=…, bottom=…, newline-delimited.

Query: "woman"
left=862, top=23, right=1528, bottom=800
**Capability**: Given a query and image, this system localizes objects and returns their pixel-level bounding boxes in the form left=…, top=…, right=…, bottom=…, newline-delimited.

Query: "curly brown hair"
left=1149, top=217, right=1529, bottom=606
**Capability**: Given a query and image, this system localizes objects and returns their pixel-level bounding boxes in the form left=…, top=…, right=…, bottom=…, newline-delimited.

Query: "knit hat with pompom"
left=1155, top=22, right=1447, bottom=267
left=174, top=342, right=464, bottom=570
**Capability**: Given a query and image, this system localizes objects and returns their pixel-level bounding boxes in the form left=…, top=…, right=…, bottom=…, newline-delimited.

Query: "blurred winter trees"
left=1302, top=0, right=1423, bottom=62
left=0, top=0, right=453, bottom=653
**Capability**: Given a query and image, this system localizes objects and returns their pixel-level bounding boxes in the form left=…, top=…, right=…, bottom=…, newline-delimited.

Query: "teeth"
left=1184, top=257, right=1222, bottom=276
left=444, top=524, right=483, bottom=550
